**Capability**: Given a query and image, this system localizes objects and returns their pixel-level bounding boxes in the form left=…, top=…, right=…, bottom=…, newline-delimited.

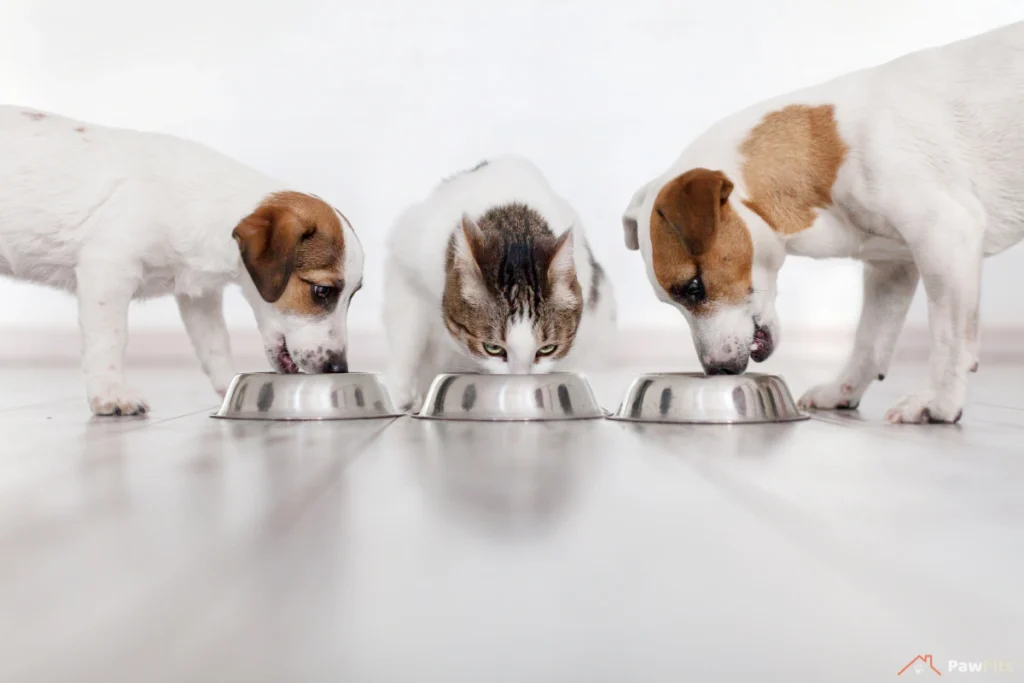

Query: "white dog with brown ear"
left=0, top=106, right=364, bottom=416
left=622, top=22, right=1024, bottom=424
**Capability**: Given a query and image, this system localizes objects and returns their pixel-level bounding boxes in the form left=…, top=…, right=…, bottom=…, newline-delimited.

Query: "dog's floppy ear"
left=233, top=204, right=310, bottom=302
left=656, top=168, right=733, bottom=256
left=621, top=182, right=652, bottom=251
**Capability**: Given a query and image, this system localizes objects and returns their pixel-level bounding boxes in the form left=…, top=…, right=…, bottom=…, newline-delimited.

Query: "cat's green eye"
left=482, top=343, right=505, bottom=356
left=537, top=344, right=558, bottom=357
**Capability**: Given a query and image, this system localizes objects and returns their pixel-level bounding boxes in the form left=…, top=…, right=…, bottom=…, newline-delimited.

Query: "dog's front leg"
left=383, top=266, right=431, bottom=412
left=884, top=213, right=982, bottom=424
left=800, top=260, right=919, bottom=410
left=966, top=290, right=981, bottom=373
left=77, top=261, right=149, bottom=416
left=177, top=290, right=236, bottom=397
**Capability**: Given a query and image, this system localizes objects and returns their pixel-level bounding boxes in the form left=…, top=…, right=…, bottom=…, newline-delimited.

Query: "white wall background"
left=1, top=0, right=1023, bottom=339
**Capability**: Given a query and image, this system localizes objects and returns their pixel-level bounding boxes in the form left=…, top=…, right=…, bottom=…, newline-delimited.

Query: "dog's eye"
left=672, top=275, right=706, bottom=306
left=536, top=344, right=558, bottom=357
left=311, top=284, right=337, bottom=302
left=482, top=342, right=505, bottom=357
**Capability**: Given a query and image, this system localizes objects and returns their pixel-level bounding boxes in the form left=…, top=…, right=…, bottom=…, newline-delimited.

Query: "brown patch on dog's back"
left=233, top=192, right=346, bottom=317
left=75, top=126, right=86, bottom=133
left=22, top=111, right=46, bottom=121
left=740, top=104, right=848, bottom=235
left=650, top=169, right=752, bottom=312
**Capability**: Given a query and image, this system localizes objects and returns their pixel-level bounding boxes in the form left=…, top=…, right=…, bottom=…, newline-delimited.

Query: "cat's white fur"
left=383, top=156, right=616, bottom=410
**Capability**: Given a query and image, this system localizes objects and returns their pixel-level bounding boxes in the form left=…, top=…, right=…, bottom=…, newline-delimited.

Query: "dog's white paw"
left=391, top=385, right=423, bottom=413
left=966, top=352, right=980, bottom=373
left=885, top=391, right=963, bottom=424
left=203, top=362, right=237, bottom=399
left=399, top=395, right=425, bottom=414
left=211, top=373, right=236, bottom=399
left=88, top=382, right=150, bottom=417
left=798, top=381, right=863, bottom=410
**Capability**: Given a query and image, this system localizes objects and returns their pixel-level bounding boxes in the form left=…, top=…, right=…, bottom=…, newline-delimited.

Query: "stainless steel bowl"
left=212, top=372, right=400, bottom=421
left=415, top=372, right=605, bottom=421
left=608, top=372, right=808, bottom=424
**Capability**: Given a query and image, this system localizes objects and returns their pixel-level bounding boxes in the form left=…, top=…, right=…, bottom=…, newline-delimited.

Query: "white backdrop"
left=2, top=0, right=1023, bottom=339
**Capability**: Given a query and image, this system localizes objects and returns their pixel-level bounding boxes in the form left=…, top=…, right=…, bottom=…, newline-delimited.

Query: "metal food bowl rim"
left=623, top=371, right=778, bottom=380
left=413, top=371, right=605, bottom=422
left=607, top=371, right=809, bottom=425
left=221, top=370, right=383, bottom=380
left=210, top=371, right=403, bottom=421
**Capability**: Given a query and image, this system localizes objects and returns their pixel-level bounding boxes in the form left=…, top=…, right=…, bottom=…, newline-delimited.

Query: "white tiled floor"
left=0, top=362, right=1022, bottom=682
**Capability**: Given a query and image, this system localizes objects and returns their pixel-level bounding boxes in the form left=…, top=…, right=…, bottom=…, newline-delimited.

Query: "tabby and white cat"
left=383, top=156, right=616, bottom=410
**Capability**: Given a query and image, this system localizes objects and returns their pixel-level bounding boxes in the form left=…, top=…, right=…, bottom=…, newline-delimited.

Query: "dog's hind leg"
left=799, top=260, right=919, bottom=411
left=76, top=256, right=149, bottom=416
left=177, top=290, right=235, bottom=397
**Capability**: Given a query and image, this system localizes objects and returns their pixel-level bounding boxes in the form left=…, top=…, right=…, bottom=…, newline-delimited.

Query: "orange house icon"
left=898, top=654, right=942, bottom=676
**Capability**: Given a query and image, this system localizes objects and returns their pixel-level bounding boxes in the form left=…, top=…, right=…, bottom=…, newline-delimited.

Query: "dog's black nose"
left=705, top=360, right=746, bottom=376
left=322, top=351, right=348, bottom=374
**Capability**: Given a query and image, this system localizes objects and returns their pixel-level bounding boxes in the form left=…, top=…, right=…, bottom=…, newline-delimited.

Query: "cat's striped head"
left=442, top=203, right=582, bottom=374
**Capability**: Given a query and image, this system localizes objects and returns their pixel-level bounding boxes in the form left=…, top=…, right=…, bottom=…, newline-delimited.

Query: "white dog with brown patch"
left=623, top=21, right=1024, bottom=424
left=0, top=107, right=364, bottom=416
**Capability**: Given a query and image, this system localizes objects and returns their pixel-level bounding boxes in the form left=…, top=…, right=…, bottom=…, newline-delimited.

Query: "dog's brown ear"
left=233, top=204, right=310, bottom=302
left=655, top=168, right=733, bottom=256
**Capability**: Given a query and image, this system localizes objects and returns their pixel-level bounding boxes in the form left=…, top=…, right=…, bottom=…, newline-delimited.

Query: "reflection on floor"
left=1, top=362, right=1022, bottom=683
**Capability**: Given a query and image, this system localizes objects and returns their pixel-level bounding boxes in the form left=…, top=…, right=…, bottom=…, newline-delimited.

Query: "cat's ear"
left=622, top=181, right=652, bottom=251
left=451, top=214, right=488, bottom=302
left=455, top=214, right=485, bottom=265
left=547, top=228, right=579, bottom=306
